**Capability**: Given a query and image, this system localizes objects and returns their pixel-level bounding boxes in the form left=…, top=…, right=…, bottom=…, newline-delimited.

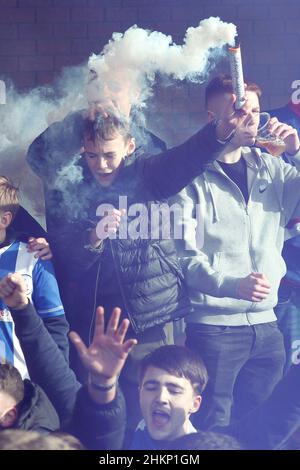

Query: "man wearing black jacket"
left=26, top=98, right=245, bottom=433
left=0, top=363, right=59, bottom=434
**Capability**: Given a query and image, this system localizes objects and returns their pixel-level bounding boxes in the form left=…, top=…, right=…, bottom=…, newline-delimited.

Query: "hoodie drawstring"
left=260, top=157, right=284, bottom=213
left=203, top=173, right=220, bottom=223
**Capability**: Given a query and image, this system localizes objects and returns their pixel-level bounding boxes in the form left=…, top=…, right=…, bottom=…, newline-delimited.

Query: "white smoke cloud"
left=0, top=17, right=236, bottom=224
left=0, top=66, right=88, bottom=223
left=88, top=17, right=236, bottom=112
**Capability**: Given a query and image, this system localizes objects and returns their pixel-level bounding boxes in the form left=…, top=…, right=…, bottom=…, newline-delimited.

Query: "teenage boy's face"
left=84, top=134, right=134, bottom=187
left=139, top=366, right=201, bottom=442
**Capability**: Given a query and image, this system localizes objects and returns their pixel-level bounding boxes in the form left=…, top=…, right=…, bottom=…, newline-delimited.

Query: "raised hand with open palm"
left=69, top=306, right=137, bottom=403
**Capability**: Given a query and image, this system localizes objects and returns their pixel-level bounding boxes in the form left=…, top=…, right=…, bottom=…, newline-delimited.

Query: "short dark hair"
left=0, top=176, right=19, bottom=221
left=84, top=107, right=131, bottom=143
left=0, top=363, right=24, bottom=404
left=170, top=431, right=242, bottom=450
left=139, top=345, right=208, bottom=395
left=0, top=430, right=85, bottom=450
left=205, top=73, right=262, bottom=109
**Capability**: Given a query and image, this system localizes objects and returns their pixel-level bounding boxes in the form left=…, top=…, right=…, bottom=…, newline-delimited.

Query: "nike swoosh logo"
left=259, top=187, right=267, bottom=193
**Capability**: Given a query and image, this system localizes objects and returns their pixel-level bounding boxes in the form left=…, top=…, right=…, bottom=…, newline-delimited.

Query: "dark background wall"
left=0, top=0, right=300, bottom=145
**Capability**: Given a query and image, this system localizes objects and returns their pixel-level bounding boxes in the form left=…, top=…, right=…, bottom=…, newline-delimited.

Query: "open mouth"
left=97, top=173, right=113, bottom=180
left=152, top=410, right=170, bottom=428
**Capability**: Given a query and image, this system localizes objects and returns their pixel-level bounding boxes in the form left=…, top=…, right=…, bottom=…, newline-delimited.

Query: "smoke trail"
left=0, top=67, right=88, bottom=222
left=0, top=17, right=236, bottom=225
left=88, top=17, right=236, bottom=111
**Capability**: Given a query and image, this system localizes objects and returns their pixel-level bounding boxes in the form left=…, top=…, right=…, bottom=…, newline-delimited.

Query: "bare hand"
left=0, top=273, right=29, bottom=310
left=69, top=306, right=137, bottom=383
left=27, top=237, right=52, bottom=260
left=268, top=117, right=300, bottom=155
left=94, top=208, right=126, bottom=242
left=215, top=94, right=250, bottom=141
left=237, top=272, right=271, bottom=302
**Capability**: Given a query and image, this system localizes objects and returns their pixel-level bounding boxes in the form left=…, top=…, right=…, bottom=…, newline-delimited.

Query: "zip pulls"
left=210, top=161, right=249, bottom=212
left=88, top=254, right=103, bottom=345
left=109, top=238, right=138, bottom=334
left=207, top=162, right=259, bottom=315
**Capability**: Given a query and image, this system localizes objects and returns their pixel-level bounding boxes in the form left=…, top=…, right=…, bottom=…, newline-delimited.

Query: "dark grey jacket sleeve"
left=138, top=122, right=224, bottom=200
left=11, top=302, right=81, bottom=424
left=11, top=302, right=127, bottom=450
left=26, top=111, right=85, bottom=180
left=70, top=386, right=126, bottom=450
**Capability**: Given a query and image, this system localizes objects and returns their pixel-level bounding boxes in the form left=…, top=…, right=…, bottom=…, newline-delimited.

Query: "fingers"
left=93, top=306, right=105, bottom=338
left=69, top=331, right=89, bottom=359
left=268, top=121, right=291, bottom=137
left=27, top=237, right=52, bottom=260
left=251, top=273, right=271, bottom=289
left=253, top=285, right=271, bottom=295
left=0, top=273, right=24, bottom=296
left=27, top=237, right=48, bottom=248
left=268, top=118, right=299, bottom=142
left=251, top=291, right=269, bottom=301
left=85, top=103, right=109, bottom=121
left=0, top=278, right=15, bottom=297
left=34, top=248, right=52, bottom=260
left=98, top=209, right=126, bottom=238
left=116, top=318, right=130, bottom=343
left=107, top=307, right=122, bottom=336
left=279, top=129, right=297, bottom=141
left=216, top=94, right=251, bottom=141
left=224, top=93, right=236, bottom=113
left=123, top=338, right=138, bottom=355
left=238, top=273, right=271, bottom=302
left=251, top=295, right=266, bottom=302
left=222, top=93, right=247, bottom=121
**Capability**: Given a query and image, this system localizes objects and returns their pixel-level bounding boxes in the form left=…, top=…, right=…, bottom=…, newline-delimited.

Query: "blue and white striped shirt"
left=0, top=239, right=64, bottom=378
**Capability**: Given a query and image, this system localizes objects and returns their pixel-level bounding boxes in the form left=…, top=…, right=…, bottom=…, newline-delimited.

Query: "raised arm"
left=26, top=111, right=85, bottom=180
left=140, top=94, right=250, bottom=200
left=0, top=273, right=134, bottom=449
left=0, top=273, right=80, bottom=424
left=69, top=307, right=137, bottom=449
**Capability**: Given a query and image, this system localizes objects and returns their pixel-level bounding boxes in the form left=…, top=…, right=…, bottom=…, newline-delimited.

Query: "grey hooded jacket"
left=173, top=147, right=300, bottom=326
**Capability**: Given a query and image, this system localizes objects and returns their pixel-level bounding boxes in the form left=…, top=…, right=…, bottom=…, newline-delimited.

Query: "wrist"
left=84, top=229, right=104, bottom=253
left=88, top=373, right=117, bottom=391
left=214, top=119, right=235, bottom=144
left=12, top=297, right=30, bottom=311
left=89, top=229, right=102, bottom=247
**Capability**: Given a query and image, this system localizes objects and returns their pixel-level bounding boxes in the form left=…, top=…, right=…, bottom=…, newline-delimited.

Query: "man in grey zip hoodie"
left=172, top=74, right=300, bottom=431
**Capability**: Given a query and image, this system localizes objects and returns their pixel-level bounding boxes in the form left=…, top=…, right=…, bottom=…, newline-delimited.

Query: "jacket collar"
left=205, top=146, right=264, bottom=174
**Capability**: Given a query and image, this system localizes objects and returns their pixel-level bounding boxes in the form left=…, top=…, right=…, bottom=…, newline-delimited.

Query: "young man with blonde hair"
left=0, top=176, right=69, bottom=377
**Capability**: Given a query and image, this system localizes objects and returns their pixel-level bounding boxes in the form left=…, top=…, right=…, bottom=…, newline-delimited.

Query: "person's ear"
left=189, top=395, right=202, bottom=415
left=0, top=407, right=18, bottom=428
left=0, top=211, right=13, bottom=229
left=126, top=138, right=136, bottom=156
